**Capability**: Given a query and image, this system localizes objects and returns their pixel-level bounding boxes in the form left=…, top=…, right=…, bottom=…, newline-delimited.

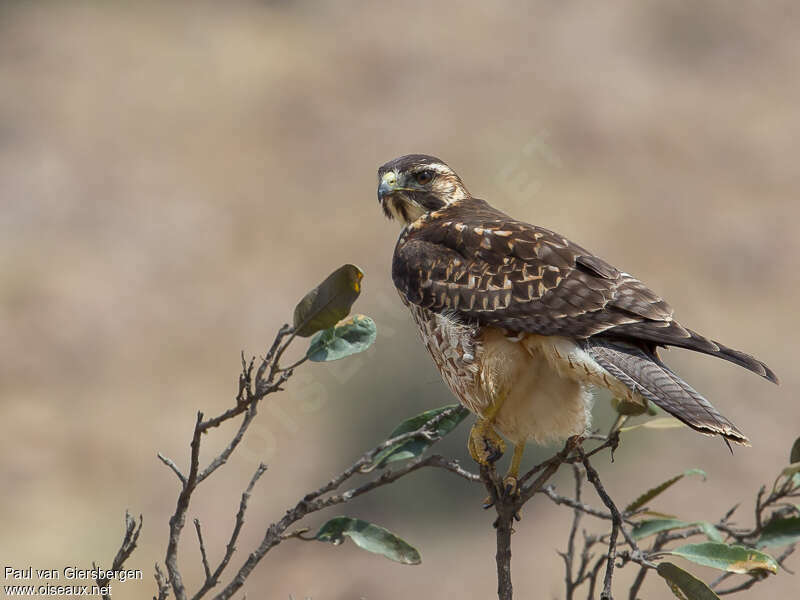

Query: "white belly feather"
left=479, top=330, right=594, bottom=445
left=409, top=306, right=640, bottom=446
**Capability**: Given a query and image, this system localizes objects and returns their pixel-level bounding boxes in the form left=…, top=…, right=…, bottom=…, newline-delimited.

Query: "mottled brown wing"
left=392, top=198, right=672, bottom=338
left=392, top=198, right=777, bottom=383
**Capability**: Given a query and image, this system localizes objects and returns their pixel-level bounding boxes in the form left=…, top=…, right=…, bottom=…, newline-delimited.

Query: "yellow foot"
left=505, top=443, right=525, bottom=495
left=483, top=476, right=522, bottom=515
left=467, top=419, right=506, bottom=466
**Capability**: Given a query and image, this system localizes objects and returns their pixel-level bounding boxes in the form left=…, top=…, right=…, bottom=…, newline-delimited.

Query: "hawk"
left=377, top=154, right=778, bottom=491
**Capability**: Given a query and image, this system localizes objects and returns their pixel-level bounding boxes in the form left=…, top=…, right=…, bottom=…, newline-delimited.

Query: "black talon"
left=484, top=441, right=504, bottom=464
left=482, top=498, right=495, bottom=510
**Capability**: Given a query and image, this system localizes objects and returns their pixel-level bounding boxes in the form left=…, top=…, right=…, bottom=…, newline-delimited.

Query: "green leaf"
left=611, top=397, right=649, bottom=416
left=366, top=405, right=469, bottom=470
left=697, top=522, right=724, bottom=544
left=776, top=462, right=800, bottom=491
left=314, top=517, right=421, bottom=565
left=306, top=315, right=377, bottom=362
left=657, top=562, right=721, bottom=600
left=620, top=417, right=687, bottom=433
left=790, top=437, right=800, bottom=464
left=757, top=516, right=800, bottom=548
left=293, top=264, right=364, bottom=337
left=641, top=510, right=680, bottom=519
left=633, top=519, right=690, bottom=541
left=625, top=469, right=706, bottom=514
left=781, top=462, right=800, bottom=480
left=632, top=520, right=723, bottom=543
left=660, top=542, right=778, bottom=575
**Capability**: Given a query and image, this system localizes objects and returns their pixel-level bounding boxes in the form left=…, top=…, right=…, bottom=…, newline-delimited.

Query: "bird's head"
left=377, top=154, right=469, bottom=225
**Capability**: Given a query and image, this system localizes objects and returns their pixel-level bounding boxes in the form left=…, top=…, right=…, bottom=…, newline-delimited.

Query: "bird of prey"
left=377, top=153, right=778, bottom=492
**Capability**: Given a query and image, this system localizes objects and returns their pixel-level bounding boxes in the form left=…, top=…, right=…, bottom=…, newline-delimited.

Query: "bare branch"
left=578, top=448, right=648, bottom=600
left=192, top=463, right=268, bottom=600
left=198, top=404, right=258, bottom=483
left=94, top=512, right=143, bottom=600
left=541, top=484, right=612, bottom=522
left=153, top=563, right=170, bottom=600
left=158, top=453, right=187, bottom=484
left=562, top=465, right=584, bottom=600
left=193, top=520, right=212, bottom=581
left=315, top=455, right=479, bottom=511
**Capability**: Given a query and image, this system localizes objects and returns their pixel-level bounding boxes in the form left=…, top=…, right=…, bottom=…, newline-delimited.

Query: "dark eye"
left=414, top=170, right=434, bottom=185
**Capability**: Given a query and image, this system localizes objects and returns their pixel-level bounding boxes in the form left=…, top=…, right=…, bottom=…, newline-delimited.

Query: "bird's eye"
left=414, top=170, right=434, bottom=185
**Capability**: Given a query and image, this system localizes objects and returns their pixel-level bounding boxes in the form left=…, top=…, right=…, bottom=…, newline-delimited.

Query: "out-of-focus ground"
left=1, top=1, right=798, bottom=598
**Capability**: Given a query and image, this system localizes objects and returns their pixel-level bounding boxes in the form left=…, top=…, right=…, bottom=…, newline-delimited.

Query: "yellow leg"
left=503, top=443, right=525, bottom=496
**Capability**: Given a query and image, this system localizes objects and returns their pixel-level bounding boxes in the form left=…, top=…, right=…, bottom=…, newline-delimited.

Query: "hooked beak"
left=378, top=171, right=399, bottom=202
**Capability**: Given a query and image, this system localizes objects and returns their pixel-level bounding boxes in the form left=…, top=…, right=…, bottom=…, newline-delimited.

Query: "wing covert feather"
left=392, top=198, right=672, bottom=337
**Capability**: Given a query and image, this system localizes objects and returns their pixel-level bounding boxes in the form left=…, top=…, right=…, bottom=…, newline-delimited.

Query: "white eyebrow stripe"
left=417, top=163, right=453, bottom=175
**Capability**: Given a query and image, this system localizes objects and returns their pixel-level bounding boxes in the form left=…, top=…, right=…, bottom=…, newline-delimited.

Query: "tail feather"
left=584, top=338, right=750, bottom=446
left=607, top=321, right=779, bottom=384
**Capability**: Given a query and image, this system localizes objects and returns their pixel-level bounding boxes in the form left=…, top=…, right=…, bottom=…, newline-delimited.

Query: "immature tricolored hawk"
left=377, top=154, right=778, bottom=490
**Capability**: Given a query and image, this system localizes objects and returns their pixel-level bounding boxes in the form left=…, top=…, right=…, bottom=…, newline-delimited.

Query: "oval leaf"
left=293, top=264, right=363, bottom=337
left=777, top=462, right=800, bottom=490
left=314, top=517, right=421, bottom=565
left=781, top=462, right=800, bottom=478
left=757, top=516, right=800, bottom=548
left=633, top=519, right=690, bottom=541
left=306, top=315, right=376, bottom=362
left=367, top=405, right=469, bottom=470
left=612, top=397, right=649, bottom=416
left=625, top=469, right=706, bottom=514
left=657, top=562, right=721, bottom=600
left=632, top=520, right=723, bottom=543
left=620, top=417, right=687, bottom=433
left=790, top=436, right=800, bottom=464
left=641, top=510, right=680, bottom=519
left=660, top=542, right=778, bottom=575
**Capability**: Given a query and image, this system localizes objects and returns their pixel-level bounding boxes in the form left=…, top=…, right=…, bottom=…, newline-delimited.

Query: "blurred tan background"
left=1, top=1, right=798, bottom=598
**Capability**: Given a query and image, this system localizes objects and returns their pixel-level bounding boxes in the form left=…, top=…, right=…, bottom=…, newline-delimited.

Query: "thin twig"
left=586, top=555, right=607, bottom=600
left=94, top=512, right=143, bottom=600
left=198, top=404, right=259, bottom=483
left=192, top=463, right=268, bottom=600
left=541, top=485, right=612, bottom=521
left=315, top=455, right=479, bottom=510
left=193, top=520, right=212, bottom=581
left=579, top=448, right=641, bottom=600
left=158, top=454, right=187, bottom=485
left=562, top=465, right=584, bottom=600
left=153, top=563, right=170, bottom=600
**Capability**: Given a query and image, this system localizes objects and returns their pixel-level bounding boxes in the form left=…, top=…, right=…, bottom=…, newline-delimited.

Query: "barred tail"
left=585, top=338, right=750, bottom=446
